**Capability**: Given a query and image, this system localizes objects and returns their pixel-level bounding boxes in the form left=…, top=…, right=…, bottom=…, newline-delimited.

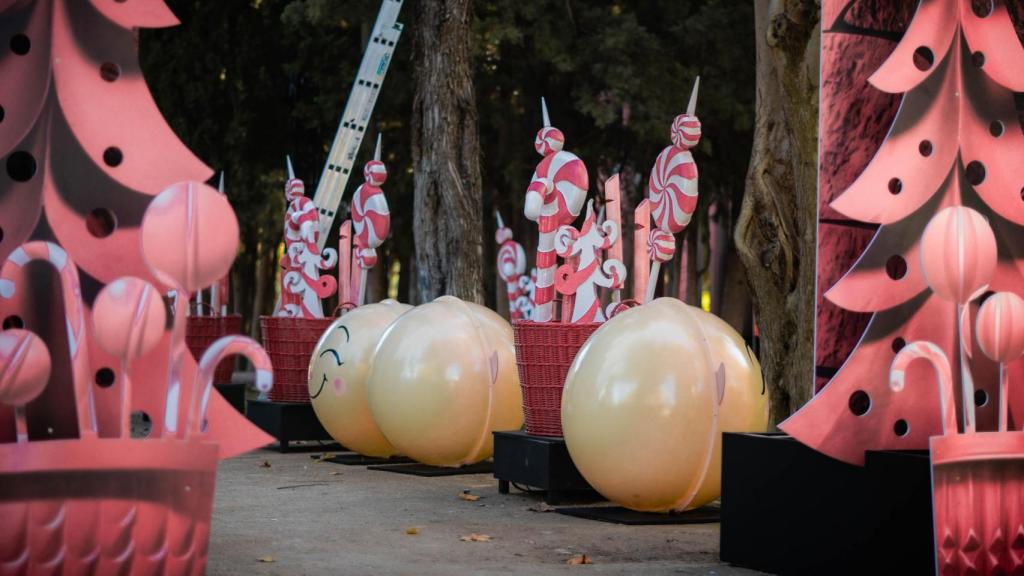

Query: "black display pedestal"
left=367, top=461, right=493, bottom=477
left=215, top=382, right=246, bottom=414
left=556, top=505, right=720, bottom=525
left=720, top=432, right=934, bottom=575
left=246, top=398, right=334, bottom=452
left=492, top=430, right=598, bottom=504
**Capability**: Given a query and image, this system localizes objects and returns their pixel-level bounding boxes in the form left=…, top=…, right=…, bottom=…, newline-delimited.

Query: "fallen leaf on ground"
left=458, top=491, right=481, bottom=502
left=567, top=554, right=593, bottom=565
left=528, top=502, right=555, bottom=513
left=259, top=461, right=271, bottom=468
left=405, top=527, right=419, bottom=535
left=329, top=471, right=342, bottom=476
left=460, top=533, right=492, bottom=542
left=256, top=556, right=274, bottom=563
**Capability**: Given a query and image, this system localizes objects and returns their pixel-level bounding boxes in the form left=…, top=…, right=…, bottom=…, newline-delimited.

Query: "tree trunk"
left=734, top=0, right=820, bottom=425
left=410, top=0, right=485, bottom=304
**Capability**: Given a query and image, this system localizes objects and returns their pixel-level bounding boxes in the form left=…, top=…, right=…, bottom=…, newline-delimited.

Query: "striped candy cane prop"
left=553, top=201, right=626, bottom=324
left=1, top=242, right=96, bottom=437
left=889, top=341, right=958, bottom=436
left=351, top=136, right=391, bottom=306
left=646, top=77, right=700, bottom=303
left=495, top=212, right=527, bottom=320
left=524, top=98, right=588, bottom=322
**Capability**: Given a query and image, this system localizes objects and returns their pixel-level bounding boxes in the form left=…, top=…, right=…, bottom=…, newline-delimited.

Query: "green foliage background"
left=141, top=0, right=754, bottom=317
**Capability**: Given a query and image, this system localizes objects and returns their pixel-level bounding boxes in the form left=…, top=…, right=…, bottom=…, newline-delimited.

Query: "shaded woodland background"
left=140, top=0, right=756, bottom=330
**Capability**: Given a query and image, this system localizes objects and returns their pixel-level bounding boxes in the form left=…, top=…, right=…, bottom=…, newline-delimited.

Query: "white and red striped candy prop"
left=554, top=201, right=626, bottom=324
left=889, top=341, right=958, bottom=436
left=495, top=211, right=527, bottom=320
left=646, top=78, right=699, bottom=303
left=351, top=136, right=391, bottom=306
left=524, top=98, right=588, bottom=323
left=919, top=205, right=998, bottom=433
left=648, top=229, right=676, bottom=263
left=975, top=292, right=1024, bottom=431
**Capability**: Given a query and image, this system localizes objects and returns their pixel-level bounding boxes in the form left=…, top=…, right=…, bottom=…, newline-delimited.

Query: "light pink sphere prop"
left=140, top=181, right=240, bottom=291
left=920, top=206, right=997, bottom=304
left=648, top=229, right=676, bottom=263
left=0, top=329, right=51, bottom=406
left=976, top=292, right=1024, bottom=364
left=671, top=114, right=702, bottom=150
left=92, top=277, right=167, bottom=359
left=534, top=126, right=564, bottom=156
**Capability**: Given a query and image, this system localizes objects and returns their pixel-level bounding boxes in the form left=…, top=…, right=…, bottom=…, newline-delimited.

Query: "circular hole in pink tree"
left=913, top=47, right=934, bottom=71
left=972, top=0, right=993, bottom=17
left=891, top=337, right=906, bottom=353
left=100, top=62, right=121, bottom=82
left=893, top=419, right=909, bottom=436
left=888, top=178, right=902, bottom=195
left=2, top=315, right=24, bottom=330
left=95, top=368, right=116, bottom=388
left=886, top=255, right=908, bottom=280
left=86, top=208, right=118, bottom=238
left=972, top=51, right=986, bottom=68
left=103, top=147, right=123, bottom=167
left=9, top=34, right=30, bottom=56
left=990, top=121, right=1004, bottom=137
left=974, top=389, right=989, bottom=407
left=6, top=150, right=36, bottom=182
left=918, top=140, right=933, bottom=157
left=849, top=390, right=871, bottom=416
left=966, top=161, right=986, bottom=186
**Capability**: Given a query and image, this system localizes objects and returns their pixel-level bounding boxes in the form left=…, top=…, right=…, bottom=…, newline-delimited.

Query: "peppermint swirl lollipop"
left=647, top=229, right=676, bottom=263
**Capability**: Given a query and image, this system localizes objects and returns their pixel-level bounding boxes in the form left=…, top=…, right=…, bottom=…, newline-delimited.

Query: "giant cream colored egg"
left=561, top=298, right=767, bottom=512
left=309, top=300, right=411, bottom=457
left=367, top=296, right=524, bottom=467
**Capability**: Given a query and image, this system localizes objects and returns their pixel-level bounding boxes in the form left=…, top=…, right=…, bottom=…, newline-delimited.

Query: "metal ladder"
left=312, top=0, right=404, bottom=250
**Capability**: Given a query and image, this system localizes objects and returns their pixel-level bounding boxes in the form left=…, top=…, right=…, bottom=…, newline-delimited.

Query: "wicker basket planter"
left=512, top=320, right=599, bottom=436
left=259, top=316, right=335, bottom=403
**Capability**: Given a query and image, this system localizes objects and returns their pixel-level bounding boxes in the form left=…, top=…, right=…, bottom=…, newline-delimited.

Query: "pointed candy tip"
left=374, top=134, right=382, bottom=162
left=686, top=76, right=700, bottom=116
left=541, top=97, right=551, bottom=128
left=286, top=156, right=295, bottom=180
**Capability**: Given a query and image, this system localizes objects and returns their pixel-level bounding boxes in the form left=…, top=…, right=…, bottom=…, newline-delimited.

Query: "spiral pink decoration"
left=649, top=146, right=698, bottom=234
left=535, top=126, right=565, bottom=156
left=671, top=114, right=702, bottom=150
left=977, top=292, right=1024, bottom=364
left=363, top=159, right=387, bottom=187
left=285, top=178, right=305, bottom=201
left=647, top=229, right=676, bottom=263
left=351, top=184, right=391, bottom=251
left=357, top=248, right=378, bottom=269
left=920, top=206, right=997, bottom=304
left=497, top=241, right=527, bottom=321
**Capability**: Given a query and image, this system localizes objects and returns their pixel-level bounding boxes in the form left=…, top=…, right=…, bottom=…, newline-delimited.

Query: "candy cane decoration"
left=646, top=77, right=700, bottom=303
left=495, top=212, right=527, bottom=321
left=524, top=98, right=588, bottom=322
left=351, top=135, right=391, bottom=306
left=1, top=242, right=96, bottom=437
left=889, top=341, right=958, bottom=436
left=190, top=335, right=272, bottom=436
left=553, top=201, right=626, bottom=324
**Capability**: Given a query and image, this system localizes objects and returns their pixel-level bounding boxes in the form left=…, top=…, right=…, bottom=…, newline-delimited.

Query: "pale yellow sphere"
left=309, top=300, right=411, bottom=457
left=561, top=298, right=768, bottom=512
left=367, top=296, right=524, bottom=467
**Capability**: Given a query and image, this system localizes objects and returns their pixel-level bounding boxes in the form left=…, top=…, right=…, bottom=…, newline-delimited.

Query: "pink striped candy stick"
left=495, top=211, right=527, bottom=320
left=603, top=175, right=624, bottom=302
left=351, top=136, right=391, bottom=306
left=338, top=220, right=354, bottom=308
left=524, top=98, right=588, bottom=322
left=646, top=77, right=700, bottom=303
left=632, top=200, right=650, bottom=302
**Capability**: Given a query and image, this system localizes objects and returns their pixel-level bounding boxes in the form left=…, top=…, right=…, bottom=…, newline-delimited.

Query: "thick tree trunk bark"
left=735, top=0, right=820, bottom=425
left=410, top=0, right=485, bottom=304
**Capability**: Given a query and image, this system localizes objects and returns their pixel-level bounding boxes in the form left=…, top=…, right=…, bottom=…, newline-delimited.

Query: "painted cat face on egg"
left=308, top=300, right=411, bottom=457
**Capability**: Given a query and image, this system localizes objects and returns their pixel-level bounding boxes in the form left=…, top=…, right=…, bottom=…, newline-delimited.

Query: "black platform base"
left=720, top=432, right=934, bottom=575
left=315, top=453, right=414, bottom=466
left=492, top=430, right=599, bottom=504
left=246, top=398, right=335, bottom=453
left=215, top=382, right=246, bottom=414
left=557, top=505, right=720, bottom=525
left=367, top=461, right=493, bottom=476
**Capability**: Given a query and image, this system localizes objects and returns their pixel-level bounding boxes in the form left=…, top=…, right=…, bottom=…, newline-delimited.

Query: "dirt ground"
left=207, top=447, right=767, bottom=576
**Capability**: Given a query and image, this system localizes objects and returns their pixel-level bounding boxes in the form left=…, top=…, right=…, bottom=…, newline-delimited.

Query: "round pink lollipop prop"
left=920, top=205, right=997, bottom=433
left=93, top=277, right=167, bottom=437
left=0, top=329, right=51, bottom=442
left=976, top=292, right=1024, bottom=431
left=141, top=181, right=239, bottom=437
left=648, top=229, right=676, bottom=264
